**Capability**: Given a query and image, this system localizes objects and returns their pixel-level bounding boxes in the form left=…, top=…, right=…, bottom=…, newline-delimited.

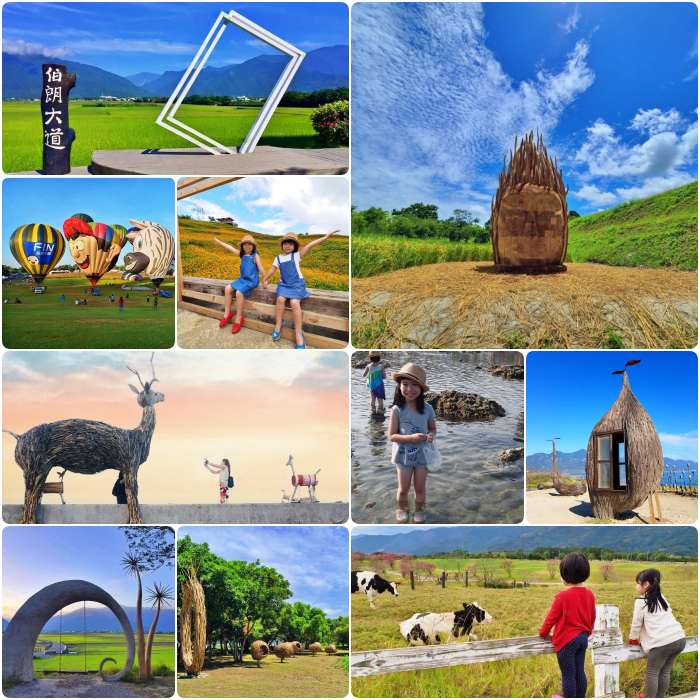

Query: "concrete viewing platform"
left=90, top=145, right=349, bottom=175
left=2, top=502, right=349, bottom=525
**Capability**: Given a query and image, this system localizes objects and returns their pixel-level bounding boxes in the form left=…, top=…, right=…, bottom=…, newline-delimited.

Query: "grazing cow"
left=352, top=571, right=399, bottom=608
left=399, top=602, right=493, bottom=645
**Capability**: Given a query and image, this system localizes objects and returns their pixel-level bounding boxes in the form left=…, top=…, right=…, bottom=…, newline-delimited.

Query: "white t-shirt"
left=629, top=595, right=685, bottom=652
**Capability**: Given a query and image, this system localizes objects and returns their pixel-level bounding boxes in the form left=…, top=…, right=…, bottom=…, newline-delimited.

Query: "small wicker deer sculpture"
left=3, top=354, right=163, bottom=524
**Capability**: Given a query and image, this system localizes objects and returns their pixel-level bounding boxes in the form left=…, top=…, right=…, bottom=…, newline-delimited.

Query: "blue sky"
left=3, top=526, right=175, bottom=617
left=178, top=177, right=349, bottom=237
left=179, top=526, right=349, bottom=617
left=526, top=351, right=698, bottom=461
left=352, top=2, right=698, bottom=220
left=3, top=178, right=174, bottom=268
left=2, top=2, right=348, bottom=75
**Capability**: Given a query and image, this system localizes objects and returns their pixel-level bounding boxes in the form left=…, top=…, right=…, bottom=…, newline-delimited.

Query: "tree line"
left=178, top=536, right=347, bottom=664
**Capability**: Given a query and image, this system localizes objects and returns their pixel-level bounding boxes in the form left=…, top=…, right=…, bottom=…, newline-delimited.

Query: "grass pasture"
left=32, top=632, right=175, bottom=675
left=351, top=564, right=698, bottom=698
left=179, top=218, right=349, bottom=291
left=2, top=102, right=328, bottom=173
left=2, top=272, right=175, bottom=349
left=177, top=649, right=349, bottom=698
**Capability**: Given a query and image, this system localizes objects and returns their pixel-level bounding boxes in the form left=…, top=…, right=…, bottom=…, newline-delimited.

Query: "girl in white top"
left=629, top=568, right=686, bottom=698
left=203, top=458, right=232, bottom=504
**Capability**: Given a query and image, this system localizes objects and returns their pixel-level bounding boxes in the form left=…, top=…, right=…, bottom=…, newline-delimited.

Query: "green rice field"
left=2, top=101, right=325, bottom=173
left=32, top=632, right=175, bottom=674
left=2, top=272, right=175, bottom=349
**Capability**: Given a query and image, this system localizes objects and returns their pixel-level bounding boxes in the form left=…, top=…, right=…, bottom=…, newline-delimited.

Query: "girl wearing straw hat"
left=362, top=351, right=386, bottom=411
left=389, top=363, right=436, bottom=523
left=214, top=236, right=265, bottom=334
left=262, top=230, right=339, bottom=349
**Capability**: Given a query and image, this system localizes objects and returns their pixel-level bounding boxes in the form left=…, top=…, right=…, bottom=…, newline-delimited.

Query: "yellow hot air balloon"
left=9, top=224, right=66, bottom=286
left=63, top=217, right=126, bottom=286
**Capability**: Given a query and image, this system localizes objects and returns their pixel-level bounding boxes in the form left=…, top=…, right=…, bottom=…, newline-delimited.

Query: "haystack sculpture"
left=585, top=360, right=664, bottom=520
left=251, top=640, right=270, bottom=667
left=281, top=454, right=321, bottom=503
left=274, top=642, right=294, bottom=662
left=325, top=644, right=337, bottom=655
left=491, top=130, right=569, bottom=273
left=180, top=566, right=207, bottom=677
left=3, top=354, right=163, bottom=524
left=309, top=642, right=323, bottom=656
left=549, top=438, right=587, bottom=496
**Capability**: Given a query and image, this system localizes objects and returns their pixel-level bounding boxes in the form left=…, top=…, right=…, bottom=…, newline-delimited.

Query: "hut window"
left=595, top=431, right=627, bottom=491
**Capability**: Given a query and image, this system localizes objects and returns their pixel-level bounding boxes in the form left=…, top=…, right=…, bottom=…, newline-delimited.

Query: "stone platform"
left=2, top=502, right=349, bottom=525
left=90, top=146, right=348, bottom=175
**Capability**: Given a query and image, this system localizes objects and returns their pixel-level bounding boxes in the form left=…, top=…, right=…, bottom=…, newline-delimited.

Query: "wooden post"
left=410, top=571, right=415, bottom=590
left=41, top=64, right=76, bottom=175
left=465, top=571, right=468, bottom=588
left=593, top=605, right=621, bottom=698
left=441, top=571, right=446, bottom=589
left=654, top=491, right=663, bottom=523
left=649, top=493, right=656, bottom=524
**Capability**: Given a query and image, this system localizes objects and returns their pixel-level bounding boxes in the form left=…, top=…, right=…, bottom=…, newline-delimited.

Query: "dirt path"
left=351, top=262, right=697, bottom=348
left=176, top=308, right=296, bottom=349
left=177, top=651, right=348, bottom=698
left=526, top=488, right=698, bottom=524
left=4, top=676, right=174, bottom=698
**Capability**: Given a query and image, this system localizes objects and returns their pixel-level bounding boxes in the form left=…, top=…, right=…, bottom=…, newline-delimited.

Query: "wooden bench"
left=179, top=276, right=349, bottom=349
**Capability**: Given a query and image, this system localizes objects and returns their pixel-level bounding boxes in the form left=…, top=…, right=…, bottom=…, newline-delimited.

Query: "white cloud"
left=659, top=431, right=698, bottom=460
left=614, top=172, right=696, bottom=201
left=573, top=183, right=618, bottom=207
left=177, top=198, right=235, bottom=221
left=629, top=108, right=684, bottom=136
left=351, top=3, right=595, bottom=211
left=558, top=6, right=581, bottom=34
left=2, top=38, right=73, bottom=57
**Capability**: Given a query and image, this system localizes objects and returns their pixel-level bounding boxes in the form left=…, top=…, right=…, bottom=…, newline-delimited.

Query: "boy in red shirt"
left=540, top=552, right=597, bottom=698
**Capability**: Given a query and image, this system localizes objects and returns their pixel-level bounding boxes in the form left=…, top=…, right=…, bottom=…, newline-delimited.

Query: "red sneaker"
left=219, top=311, right=234, bottom=328
left=232, top=314, right=245, bottom=334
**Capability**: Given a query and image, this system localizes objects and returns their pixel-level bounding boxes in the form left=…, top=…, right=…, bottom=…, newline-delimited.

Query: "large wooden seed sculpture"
left=3, top=354, right=163, bottom=524
left=491, top=130, right=569, bottom=273
left=251, top=640, right=269, bottom=667
left=585, top=360, right=663, bottom=519
left=180, top=570, right=207, bottom=676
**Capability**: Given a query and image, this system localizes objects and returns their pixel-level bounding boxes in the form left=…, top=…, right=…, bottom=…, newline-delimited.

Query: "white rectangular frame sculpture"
left=156, top=9, right=305, bottom=156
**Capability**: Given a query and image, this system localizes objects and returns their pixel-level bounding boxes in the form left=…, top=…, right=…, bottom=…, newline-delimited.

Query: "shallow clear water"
left=351, top=351, right=525, bottom=524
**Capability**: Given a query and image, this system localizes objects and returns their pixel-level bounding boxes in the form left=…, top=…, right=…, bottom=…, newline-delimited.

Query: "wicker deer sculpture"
left=3, top=354, right=163, bottom=525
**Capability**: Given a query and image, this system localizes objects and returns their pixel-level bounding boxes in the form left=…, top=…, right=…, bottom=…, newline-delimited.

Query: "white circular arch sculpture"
left=2, top=580, right=135, bottom=683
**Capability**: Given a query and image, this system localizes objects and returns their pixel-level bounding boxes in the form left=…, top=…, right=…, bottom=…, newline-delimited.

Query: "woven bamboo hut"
left=309, top=642, right=323, bottom=656
left=325, top=644, right=337, bottom=655
left=251, top=640, right=269, bottom=667
left=550, top=438, right=587, bottom=496
left=273, top=642, right=294, bottom=663
left=585, top=361, right=663, bottom=519
left=491, top=130, right=569, bottom=274
left=290, top=641, right=302, bottom=655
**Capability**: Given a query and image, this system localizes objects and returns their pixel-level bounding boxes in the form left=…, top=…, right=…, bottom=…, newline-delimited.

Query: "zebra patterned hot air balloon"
left=124, top=220, right=175, bottom=289
left=9, top=224, right=66, bottom=286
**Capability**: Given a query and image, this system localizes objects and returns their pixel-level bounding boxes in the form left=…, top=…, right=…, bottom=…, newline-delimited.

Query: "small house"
left=216, top=217, right=236, bottom=226
left=585, top=361, right=663, bottom=519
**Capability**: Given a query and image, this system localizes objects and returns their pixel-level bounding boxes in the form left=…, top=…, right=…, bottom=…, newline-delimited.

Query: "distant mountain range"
left=1, top=606, right=174, bottom=633
left=3, top=45, right=348, bottom=100
left=527, top=450, right=698, bottom=474
left=352, top=526, right=697, bottom=556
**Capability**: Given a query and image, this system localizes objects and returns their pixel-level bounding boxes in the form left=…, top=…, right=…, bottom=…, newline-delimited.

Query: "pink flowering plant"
left=310, top=100, right=349, bottom=146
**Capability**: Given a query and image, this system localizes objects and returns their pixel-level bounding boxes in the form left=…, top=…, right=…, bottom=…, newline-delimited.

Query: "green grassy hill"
left=568, top=181, right=698, bottom=270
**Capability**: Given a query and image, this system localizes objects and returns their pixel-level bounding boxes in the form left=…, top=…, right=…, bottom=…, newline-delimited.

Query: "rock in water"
left=424, top=389, right=506, bottom=420
left=498, top=447, right=524, bottom=462
left=488, top=364, right=524, bottom=379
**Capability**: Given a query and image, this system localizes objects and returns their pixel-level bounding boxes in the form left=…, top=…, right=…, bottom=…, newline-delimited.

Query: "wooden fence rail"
left=350, top=604, right=698, bottom=699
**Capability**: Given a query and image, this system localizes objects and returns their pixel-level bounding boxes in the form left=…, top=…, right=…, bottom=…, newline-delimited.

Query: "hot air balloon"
left=9, top=224, right=66, bottom=286
left=63, top=215, right=127, bottom=286
left=123, top=220, right=175, bottom=289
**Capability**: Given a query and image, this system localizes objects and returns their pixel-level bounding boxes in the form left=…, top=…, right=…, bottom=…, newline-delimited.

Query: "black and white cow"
left=352, top=571, right=399, bottom=608
left=399, top=602, right=493, bottom=645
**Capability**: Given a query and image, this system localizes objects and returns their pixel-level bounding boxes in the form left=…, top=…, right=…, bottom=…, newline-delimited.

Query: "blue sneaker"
left=296, top=330, right=306, bottom=349
left=272, top=319, right=285, bottom=341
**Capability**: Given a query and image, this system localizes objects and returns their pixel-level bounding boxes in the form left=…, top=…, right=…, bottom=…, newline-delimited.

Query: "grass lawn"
left=351, top=576, right=698, bottom=698
left=179, top=218, right=349, bottom=291
left=2, top=273, right=175, bottom=349
left=2, top=102, right=334, bottom=173
left=177, top=649, right=348, bottom=698
left=33, top=632, right=175, bottom=674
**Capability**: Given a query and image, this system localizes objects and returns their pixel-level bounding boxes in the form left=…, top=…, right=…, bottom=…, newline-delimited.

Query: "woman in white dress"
left=203, top=458, right=232, bottom=504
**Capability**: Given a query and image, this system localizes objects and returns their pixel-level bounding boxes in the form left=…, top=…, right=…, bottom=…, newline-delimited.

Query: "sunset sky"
left=3, top=351, right=349, bottom=506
